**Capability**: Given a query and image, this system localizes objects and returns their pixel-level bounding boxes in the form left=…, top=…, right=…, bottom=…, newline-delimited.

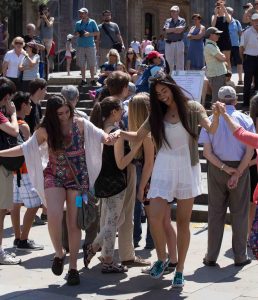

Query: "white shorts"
left=13, top=174, right=42, bottom=208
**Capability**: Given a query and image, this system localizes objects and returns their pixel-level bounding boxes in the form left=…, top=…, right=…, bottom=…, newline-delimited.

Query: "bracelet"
left=220, top=163, right=225, bottom=171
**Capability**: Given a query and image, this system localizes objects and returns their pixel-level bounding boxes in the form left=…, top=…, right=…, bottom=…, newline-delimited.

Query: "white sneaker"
left=0, top=250, right=21, bottom=265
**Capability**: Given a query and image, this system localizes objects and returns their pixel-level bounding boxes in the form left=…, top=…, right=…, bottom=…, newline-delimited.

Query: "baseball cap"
left=251, top=13, right=258, bottom=20
left=170, top=5, right=179, bottom=11
left=67, top=34, right=73, bottom=40
left=146, top=51, right=162, bottom=60
left=144, top=45, right=154, bottom=55
left=205, top=27, right=223, bottom=38
left=218, top=86, right=237, bottom=100
left=78, top=7, right=88, bottom=13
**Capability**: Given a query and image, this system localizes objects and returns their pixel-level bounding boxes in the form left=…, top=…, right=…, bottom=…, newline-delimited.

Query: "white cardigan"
left=21, top=119, right=104, bottom=206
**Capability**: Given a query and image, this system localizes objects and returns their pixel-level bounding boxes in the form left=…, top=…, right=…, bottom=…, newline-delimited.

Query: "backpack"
left=136, top=65, right=155, bottom=93
left=0, top=130, right=25, bottom=171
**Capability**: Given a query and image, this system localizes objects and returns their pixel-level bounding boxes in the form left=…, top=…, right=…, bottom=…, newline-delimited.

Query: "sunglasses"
left=127, top=52, right=134, bottom=54
left=15, top=42, right=23, bottom=45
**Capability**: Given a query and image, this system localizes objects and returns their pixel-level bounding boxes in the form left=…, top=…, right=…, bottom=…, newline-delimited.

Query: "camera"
left=78, top=30, right=85, bottom=37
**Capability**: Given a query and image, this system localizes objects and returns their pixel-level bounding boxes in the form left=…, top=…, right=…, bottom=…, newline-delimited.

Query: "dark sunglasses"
left=15, top=42, right=23, bottom=45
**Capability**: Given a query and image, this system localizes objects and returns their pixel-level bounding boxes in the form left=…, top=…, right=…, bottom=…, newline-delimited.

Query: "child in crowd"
left=65, top=34, right=74, bottom=76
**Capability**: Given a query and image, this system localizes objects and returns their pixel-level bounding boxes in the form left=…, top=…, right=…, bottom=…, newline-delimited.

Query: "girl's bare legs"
left=148, top=197, right=167, bottom=262
left=176, top=198, right=194, bottom=273
left=164, top=207, right=177, bottom=263
left=66, top=189, right=81, bottom=270
left=66, top=58, right=72, bottom=76
left=45, top=187, right=66, bottom=258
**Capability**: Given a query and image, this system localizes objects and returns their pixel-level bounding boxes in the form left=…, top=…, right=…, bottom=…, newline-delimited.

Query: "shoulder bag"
left=102, top=24, right=123, bottom=53
left=64, top=154, right=99, bottom=230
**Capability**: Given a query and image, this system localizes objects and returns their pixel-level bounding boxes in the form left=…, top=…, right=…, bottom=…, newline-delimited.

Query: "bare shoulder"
left=74, top=117, right=85, bottom=133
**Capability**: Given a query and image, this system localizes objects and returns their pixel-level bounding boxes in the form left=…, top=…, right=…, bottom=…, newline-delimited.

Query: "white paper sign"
left=171, top=71, right=205, bottom=103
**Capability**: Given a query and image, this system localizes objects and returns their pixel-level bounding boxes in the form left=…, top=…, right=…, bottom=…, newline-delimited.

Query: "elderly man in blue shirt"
left=199, top=86, right=255, bottom=267
left=74, top=8, right=99, bottom=86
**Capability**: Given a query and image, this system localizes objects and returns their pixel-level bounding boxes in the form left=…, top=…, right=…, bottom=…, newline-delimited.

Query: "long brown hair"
left=40, top=95, right=74, bottom=151
left=90, top=96, right=121, bottom=129
left=125, top=48, right=137, bottom=71
left=149, top=74, right=196, bottom=150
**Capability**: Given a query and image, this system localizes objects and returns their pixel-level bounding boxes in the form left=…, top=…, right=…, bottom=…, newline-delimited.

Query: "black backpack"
left=0, top=130, right=25, bottom=171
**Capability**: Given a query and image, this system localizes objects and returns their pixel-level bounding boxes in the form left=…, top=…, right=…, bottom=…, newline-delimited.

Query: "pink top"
left=0, top=111, right=8, bottom=124
left=233, top=127, right=258, bottom=149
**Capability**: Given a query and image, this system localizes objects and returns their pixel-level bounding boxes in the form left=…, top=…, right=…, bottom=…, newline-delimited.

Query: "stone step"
left=41, top=98, right=94, bottom=108
left=171, top=203, right=231, bottom=223
left=47, top=84, right=98, bottom=94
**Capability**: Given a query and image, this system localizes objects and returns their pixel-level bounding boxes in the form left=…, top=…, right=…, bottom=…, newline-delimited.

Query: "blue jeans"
left=133, top=161, right=154, bottom=247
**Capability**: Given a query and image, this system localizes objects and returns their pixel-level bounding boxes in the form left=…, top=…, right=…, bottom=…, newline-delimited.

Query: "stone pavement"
left=0, top=208, right=257, bottom=300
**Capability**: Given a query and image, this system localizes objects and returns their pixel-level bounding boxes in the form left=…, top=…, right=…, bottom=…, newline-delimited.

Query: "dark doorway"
left=145, top=13, right=153, bottom=40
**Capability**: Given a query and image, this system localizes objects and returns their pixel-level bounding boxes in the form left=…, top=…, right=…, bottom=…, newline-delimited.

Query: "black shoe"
left=17, top=239, right=44, bottom=251
left=134, top=243, right=140, bottom=248
left=51, top=252, right=66, bottom=276
left=163, top=262, right=177, bottom=275
left=90, top=80, right=97, bottom=86
left=13, top=238, right=20, bottom=248
left=203, top=258, right=218, bottom=267
left=80, top=80, right=87, bottom=86
left=67, top=269, right=80, bottom=286
left=235, top=258, right=252, bottom=267
left=33, top=215, right=46, bottom=226
left=41, top=213, right=47, bottom=221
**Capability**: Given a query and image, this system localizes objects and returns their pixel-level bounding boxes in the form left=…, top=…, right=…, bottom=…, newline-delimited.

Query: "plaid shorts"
left=13, top=174, right=42, bottom=208
left=76, top=47, right=96, bottom=68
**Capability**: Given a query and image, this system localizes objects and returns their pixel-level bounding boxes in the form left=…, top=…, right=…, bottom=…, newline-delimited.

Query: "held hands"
left=227, top=173, right=239, bottom=189
left=215, top=101, right=226, bottom=116
left=106, top=129, right=121, bottom=144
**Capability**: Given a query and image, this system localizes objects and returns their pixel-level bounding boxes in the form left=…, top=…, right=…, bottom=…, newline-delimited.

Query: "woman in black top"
left=84, top=96, right=142, bottom=273
left=211, top=1, right=232, bottom=69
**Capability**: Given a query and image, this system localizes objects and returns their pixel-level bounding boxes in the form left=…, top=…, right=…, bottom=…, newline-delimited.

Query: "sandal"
left=101, top=262, right=128, bottom=274
left=83, top=244, right=96, bottom=268
left=51, top=252, right=66, bottom=276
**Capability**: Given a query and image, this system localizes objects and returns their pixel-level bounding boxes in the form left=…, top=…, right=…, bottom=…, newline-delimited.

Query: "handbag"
left=64, top=154, right=99, bottom=230
left=102, top=24, right=123, bottom=53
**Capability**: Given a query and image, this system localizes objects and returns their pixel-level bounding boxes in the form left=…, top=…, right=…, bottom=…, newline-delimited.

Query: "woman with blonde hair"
left=98, top=49, right=120, bottom=86
left=2, top=37, right=26, bottom=89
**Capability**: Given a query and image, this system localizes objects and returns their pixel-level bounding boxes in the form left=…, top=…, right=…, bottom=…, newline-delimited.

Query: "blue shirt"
left=75, top=19, right=99, bottom=48
left=228, top=18, right=242, bottom=47
left=198, top=106, right=255, bottom=161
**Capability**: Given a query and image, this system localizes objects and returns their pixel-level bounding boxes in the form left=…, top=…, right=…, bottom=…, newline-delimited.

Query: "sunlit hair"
left=128, top=92, right=150, bottom=158
left=106, top=71, right=130, bottom=96
left=128, top=92, right=150, bottom=132
left=149, top=73, right=196, bottom=150
left=107, top=48, right=120, bottom=64
left=90, top=96, right=121, bottom=129
left=40, top=95, right=74, bottom=152
left=11, top=36, right=25, bottom=48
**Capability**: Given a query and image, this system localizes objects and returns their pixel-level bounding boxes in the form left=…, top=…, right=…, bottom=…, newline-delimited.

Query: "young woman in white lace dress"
left=120, top=73, right=219, bottom=287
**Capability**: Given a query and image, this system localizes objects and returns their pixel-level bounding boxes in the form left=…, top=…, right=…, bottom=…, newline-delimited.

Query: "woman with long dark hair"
left=0, top=95, right=118, bottom=285
left=84, top=97, right=142, bottom=273
left=120, top=73, right=219, bottom=287
left=125, top=47, right=141, bottom=77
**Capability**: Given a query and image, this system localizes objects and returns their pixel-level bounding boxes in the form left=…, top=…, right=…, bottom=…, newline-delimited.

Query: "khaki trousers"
left=165, top=40, right=184, bottom=72
left=118, top=164, right=136, bottom=261
left=206, top=161, right=250, bottom=263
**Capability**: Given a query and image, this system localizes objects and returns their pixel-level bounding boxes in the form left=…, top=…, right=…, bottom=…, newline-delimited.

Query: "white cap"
left=218, top=86, right=237, bottom=100
left=67, top=34, right=73, bottom=40
left=170, top=5, right=180, bottom=11
left=251, top=13, right=258, bottom=20
left=78, top=7, right=88, bottom=13
left=144, top=45, right=154, bottom=55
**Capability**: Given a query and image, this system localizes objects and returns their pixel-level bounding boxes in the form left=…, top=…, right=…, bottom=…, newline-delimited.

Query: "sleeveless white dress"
left=147, top=121, right=202, bottom=202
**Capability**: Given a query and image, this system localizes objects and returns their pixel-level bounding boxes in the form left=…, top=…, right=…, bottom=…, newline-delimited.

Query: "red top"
left=0, top=111, right=8, bottom=124
left=233, top=127, right=258, bottom=149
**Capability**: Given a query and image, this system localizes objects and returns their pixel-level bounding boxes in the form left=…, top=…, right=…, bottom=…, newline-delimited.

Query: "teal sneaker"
left=149, top=259, right=169, bottom=279
left=172, top=271, right=185, bottom=288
